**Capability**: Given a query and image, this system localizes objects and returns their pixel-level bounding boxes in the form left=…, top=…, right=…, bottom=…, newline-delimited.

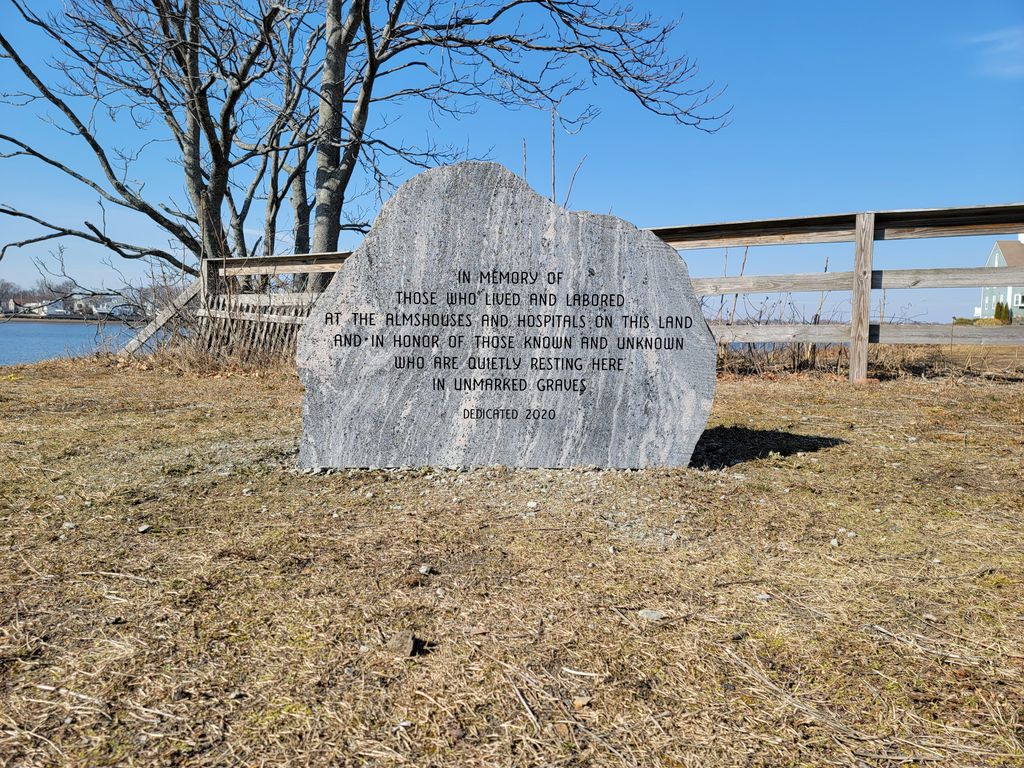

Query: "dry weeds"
left=718, top=343, right=1024, bottom=382
left=1, top=359, right=1022, bottom=767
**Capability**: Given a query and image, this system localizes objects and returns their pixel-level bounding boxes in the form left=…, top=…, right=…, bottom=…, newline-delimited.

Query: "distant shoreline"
left=0, top=314, right=133, bottom=324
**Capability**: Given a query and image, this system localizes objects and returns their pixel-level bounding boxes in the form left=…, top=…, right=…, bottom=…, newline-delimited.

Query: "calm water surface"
left=0, top=320, right=134, bottom=366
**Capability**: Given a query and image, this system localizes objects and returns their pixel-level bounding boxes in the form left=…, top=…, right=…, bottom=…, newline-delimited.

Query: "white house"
left=94, top=298, right=137, bottom=318
left=974, top=236, right=1024, bottom=319
left=71, top=298, right=99, bottom=315
left=13, top=300, right=58, bottom=316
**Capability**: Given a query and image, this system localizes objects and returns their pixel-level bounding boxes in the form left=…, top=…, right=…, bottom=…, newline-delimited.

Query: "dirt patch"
left=1, top=359, right=1022, bottom=766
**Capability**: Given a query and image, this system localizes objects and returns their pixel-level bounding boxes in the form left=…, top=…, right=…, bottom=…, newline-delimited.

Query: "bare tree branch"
left=0, top=0, right=725, bottom=284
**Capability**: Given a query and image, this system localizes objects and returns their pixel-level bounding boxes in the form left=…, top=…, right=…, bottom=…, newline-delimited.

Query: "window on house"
left=1015, top=294, right=1023, bottom=307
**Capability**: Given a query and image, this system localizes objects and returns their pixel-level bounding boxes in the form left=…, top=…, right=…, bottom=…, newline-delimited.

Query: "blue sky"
left=1, top=0, right=1022, bottom=320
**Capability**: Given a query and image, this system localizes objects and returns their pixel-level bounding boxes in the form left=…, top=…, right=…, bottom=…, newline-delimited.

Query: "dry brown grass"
left=1, top=359, right=1023, bottom=767
left=718, top=342, right=1024, bottom=381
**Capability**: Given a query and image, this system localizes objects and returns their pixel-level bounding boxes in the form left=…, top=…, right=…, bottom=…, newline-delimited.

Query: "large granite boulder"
left=296, top=161, right=715, bottom=468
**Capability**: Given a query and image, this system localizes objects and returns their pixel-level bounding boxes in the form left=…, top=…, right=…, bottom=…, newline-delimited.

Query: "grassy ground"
left=933, top=345, right=1024, bottom=373
left=1, top=359, right=1022, bottom=767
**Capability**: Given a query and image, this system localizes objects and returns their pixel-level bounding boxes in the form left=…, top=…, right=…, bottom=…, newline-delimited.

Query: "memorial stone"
left=296, top=162, right=716, bottom=468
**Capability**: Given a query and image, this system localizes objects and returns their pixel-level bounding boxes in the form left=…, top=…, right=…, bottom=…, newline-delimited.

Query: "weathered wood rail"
left=119, top=279, right=201, bottom=356
left=649, top=203, right=1024, bottom=248
left=121, top=203, right=1024, bottom=379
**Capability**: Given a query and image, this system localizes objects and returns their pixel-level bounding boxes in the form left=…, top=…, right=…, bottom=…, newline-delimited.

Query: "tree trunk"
left=310, top=0, right=362, bottom=290
left=312, top=0, right=345, bottom=255
left=291, top=149, right=313, bottom=292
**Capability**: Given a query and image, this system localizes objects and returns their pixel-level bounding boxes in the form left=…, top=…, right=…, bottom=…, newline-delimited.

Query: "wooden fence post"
left=849, top=212, right=875, bottom=382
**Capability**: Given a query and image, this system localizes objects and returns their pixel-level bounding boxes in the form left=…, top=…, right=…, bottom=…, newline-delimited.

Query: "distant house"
left=5, top=298, right=69, bottom=316
left=974, top=237, right=1024, bottom=319
left=71, top=298, right=98, bottom=315
left=94, top=298, right=136, bottom=319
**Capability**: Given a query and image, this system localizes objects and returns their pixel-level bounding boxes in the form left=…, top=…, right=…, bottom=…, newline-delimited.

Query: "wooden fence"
left=654, top=203, right=1024, bottom=380
left=121, top=203, right=1024, bottom=380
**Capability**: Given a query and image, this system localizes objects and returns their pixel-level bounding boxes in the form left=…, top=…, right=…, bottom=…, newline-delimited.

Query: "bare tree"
left=0, top=279, right=18, bottom=308
left=308, top=1, right=727, bottom=262
left=0, top=0, right=315, bottom=272
left=0, top=0, right=726, bottom=279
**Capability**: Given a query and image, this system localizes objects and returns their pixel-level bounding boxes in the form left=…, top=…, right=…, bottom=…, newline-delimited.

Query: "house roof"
left=996, top=240, right=1024, bottom=267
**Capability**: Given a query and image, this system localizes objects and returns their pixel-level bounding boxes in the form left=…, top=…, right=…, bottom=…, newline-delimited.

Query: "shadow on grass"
left=690, top=426, right=844, bottom=470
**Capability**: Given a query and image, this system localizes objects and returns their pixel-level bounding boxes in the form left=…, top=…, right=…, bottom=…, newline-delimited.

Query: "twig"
left=505, top=674, right=540, bottom=732
left=78, top=570, right=159, bottom=584
left=561, top=154, right=587, bottom=208
left=561, top=667, right=606, bottom=678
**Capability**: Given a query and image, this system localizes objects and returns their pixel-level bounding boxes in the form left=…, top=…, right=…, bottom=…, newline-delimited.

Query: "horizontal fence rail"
left=692, top=266, right=1024, bottom=295
left=215, top=252, right=350, bottom=277
left=216, top=292, right=319, bottom=307
left=651, top=203, right=1024, bottom=250
left=196, top=308, right=307, bottom=325
left=119, top=203, right=1024, bottom=380
left=709, top=323, right=1024, bottom=345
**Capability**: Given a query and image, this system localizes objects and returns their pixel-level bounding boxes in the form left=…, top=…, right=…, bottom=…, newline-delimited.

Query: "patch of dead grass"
left=1, top=359, right=1022, bottom=766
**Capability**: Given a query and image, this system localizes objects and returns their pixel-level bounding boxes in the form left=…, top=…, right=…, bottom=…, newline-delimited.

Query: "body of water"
left=0, top=320, right=135, bottom=366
